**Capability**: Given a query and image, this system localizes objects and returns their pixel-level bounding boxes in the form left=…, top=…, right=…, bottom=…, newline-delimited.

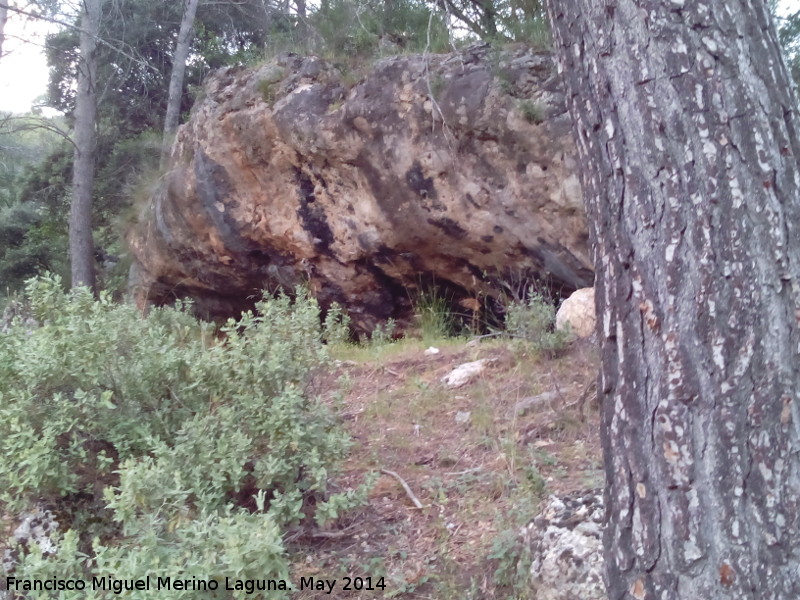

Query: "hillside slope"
left=291, top=336, right=601, bottom=599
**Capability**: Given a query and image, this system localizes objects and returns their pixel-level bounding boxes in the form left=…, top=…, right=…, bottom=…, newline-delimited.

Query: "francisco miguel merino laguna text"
left=5, top=576, right=292, bottom=594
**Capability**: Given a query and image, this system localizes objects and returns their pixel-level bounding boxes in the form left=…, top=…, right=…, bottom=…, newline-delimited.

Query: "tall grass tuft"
left=414, top=287, right=459, bottom=341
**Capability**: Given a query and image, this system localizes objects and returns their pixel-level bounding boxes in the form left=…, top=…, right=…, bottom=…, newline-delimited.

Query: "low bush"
left=0, top=275, right=363, bottom=598
left=504, top=288, right=569, bottom=354
left=518, top=99, right=545, bottom=124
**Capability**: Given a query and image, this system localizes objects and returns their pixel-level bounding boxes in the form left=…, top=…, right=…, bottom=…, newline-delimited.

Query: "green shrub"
left=1, top=275, right=363, bottom=597
left=15, top=512, right=290, bottom=600
left=504, top=289, right=568, bottom=354
left=518, top=99, right=545, bottom=124
left=310, top=0, right=450, bottom=60
left=370, top=317, right=397, bottom=345
left=0, top=202, right=68, bottom=295
left=322, top=301, right=352, bottom=345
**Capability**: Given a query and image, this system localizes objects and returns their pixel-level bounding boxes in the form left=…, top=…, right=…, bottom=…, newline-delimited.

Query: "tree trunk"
left=295, top=0, right=308, bottom=50
left=546, top=0, right=800, bottom=597
left=161, top=0, right=200, bottom=168
left=0, top=2, right=8, bottom=61
left=474, top=0, right=497, bottom=37
left=69, top=0, right=101, bottom=290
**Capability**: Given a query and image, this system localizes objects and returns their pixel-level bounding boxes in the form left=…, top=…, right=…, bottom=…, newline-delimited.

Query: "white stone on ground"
left=441, top=359, right=492, bottom=388
left=556, top=287, right=596, bottom=338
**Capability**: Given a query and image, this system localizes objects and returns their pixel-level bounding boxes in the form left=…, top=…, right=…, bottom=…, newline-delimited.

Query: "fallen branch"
left=380, top=469, right=425, bottom=509
left=309, top=523, right=360, bottom=539
left=445, top=466, right=483, bottom=476
left=576, top=378, right=598, bottom=421
left=284, top=522, right=359, bottom=543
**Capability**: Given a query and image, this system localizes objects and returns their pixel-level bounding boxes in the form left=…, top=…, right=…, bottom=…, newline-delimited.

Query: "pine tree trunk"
left=295, top=0, right=308, bottom=50
left=69, top=0, right=101, bottom=290
left=0, top=3, right=7, bottom=62
left=545, top=0, right=800, bottom=597
left=475, top=0, right=497, bottom=37
left=161, top=0, right=200, bottom=168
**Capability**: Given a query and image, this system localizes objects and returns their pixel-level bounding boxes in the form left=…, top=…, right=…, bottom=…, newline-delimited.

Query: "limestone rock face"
left=556, top=287, right=596, bottom=338
left=2, top=505, right=59, bottom=594
left=525, top=491, right=605, bottom=600
left=128, top=45, right=593, bottom=330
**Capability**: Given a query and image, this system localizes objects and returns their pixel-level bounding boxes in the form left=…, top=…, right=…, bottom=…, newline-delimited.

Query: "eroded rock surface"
left=128, top=44, right=592, bottom=330
left=525, top=491, right=606, bottom=600
left=2, top=506, right=59, bottom=599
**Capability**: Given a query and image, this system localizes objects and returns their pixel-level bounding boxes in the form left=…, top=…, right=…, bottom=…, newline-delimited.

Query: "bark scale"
left=161, top=0, right=200, bottom=168
left=69, top=0, right=101, bottom=290
left=0, top=2, right=8, bottom=61
left=295, top=0, right=308, bottom=50
left=545, top=0, right=800, bottom=598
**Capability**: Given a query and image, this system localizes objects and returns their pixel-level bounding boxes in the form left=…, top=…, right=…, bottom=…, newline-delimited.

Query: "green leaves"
left=504, top=289, right=569, bottom=354
left=1, top=276, right=361, bottom=597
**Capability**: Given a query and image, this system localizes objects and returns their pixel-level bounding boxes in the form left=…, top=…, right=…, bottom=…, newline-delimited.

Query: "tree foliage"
left=0, top=118, right=68, bottom=298
left=21, top=0, right=297, bottom=296
left=434, top=0, right=547, bottom=42
left=778, top=9, right=800, bottom=84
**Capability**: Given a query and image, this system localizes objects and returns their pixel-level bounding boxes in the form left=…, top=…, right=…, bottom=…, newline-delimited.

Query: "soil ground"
left=289, top=336, right=602, bottom=599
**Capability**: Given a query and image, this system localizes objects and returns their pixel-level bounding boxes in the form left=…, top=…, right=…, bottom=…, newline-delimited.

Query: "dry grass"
left=292, top=336, right=602, bottom=599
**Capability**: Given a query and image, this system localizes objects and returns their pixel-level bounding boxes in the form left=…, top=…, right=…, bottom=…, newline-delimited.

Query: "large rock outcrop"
left=128, top=44, right=592, bottom=331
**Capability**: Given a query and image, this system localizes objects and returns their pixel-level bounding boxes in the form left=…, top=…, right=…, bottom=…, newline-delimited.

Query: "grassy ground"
left=289, top=335, right=602, bottom=599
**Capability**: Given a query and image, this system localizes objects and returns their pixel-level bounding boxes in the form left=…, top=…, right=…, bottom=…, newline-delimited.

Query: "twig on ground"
left=445, top=466, right=483, bottom=476
left=380, top=469, right=425, bottom=509
left=309, top=523, right=360, bottom=539
left=284, top=522, right=360, bottom=543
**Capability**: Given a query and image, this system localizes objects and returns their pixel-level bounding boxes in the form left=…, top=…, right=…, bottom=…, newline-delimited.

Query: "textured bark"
left=0, top=2, right=8, bottom=61
left=161, top=0, right=200, bottom=167
left=69, top=0, right=101, bottom=290
left=295, top=0, right=308, bottom=49
left=546, top=0, right=800, bottom=598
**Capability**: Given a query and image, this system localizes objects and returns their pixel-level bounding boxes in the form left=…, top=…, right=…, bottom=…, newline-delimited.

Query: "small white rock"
left=424, top=346, right=440, bottom=356
left=455, top=411, right=471, bottom=424
left=441, top=359, right=490, bottom=388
